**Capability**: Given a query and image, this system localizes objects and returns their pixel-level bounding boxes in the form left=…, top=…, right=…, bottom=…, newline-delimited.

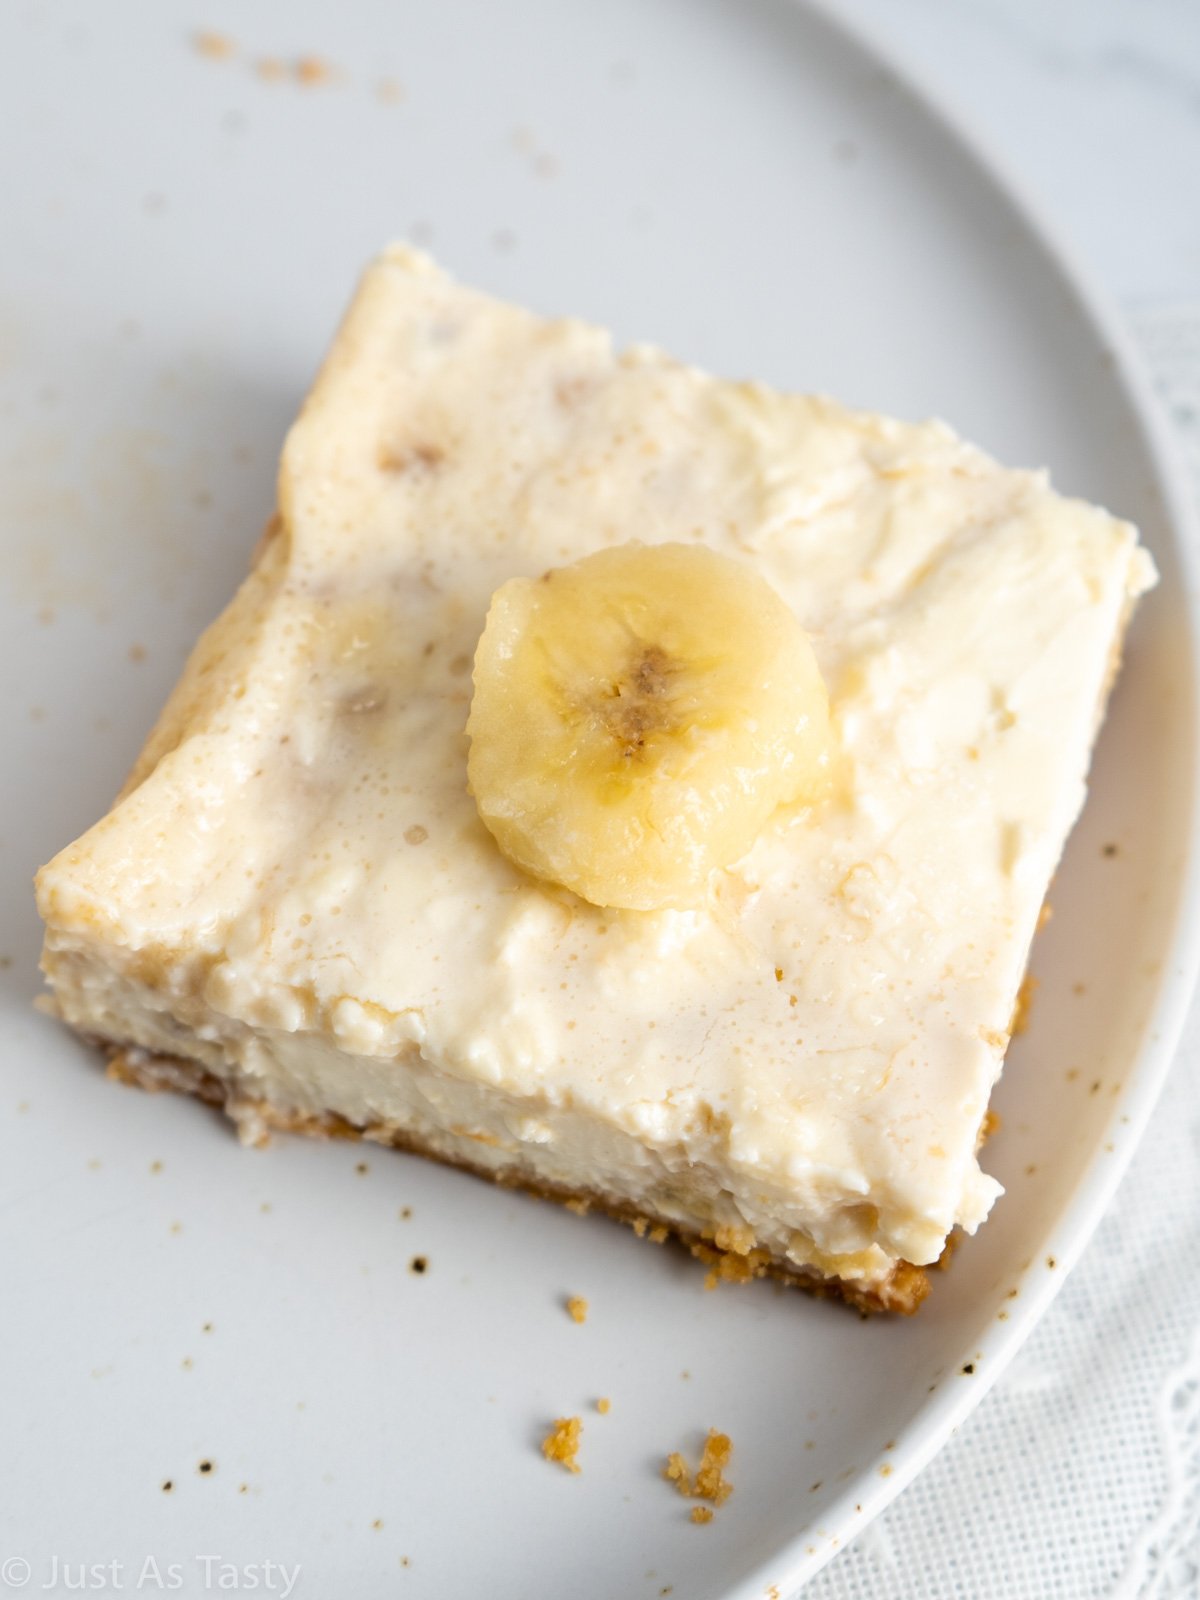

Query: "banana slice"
left=465, top=541, right=831, bottom=910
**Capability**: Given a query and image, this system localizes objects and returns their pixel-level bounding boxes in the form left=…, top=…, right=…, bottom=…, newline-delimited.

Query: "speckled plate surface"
left=2, top=3, right=1197, bottom=1597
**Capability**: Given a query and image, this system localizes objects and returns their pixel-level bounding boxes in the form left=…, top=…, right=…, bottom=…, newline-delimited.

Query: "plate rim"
left=728, top=3, right=1200, bottom=1595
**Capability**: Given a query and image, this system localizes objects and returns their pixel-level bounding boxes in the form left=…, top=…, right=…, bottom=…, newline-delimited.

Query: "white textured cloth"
left=806, top=305, right=1200, bottom=1600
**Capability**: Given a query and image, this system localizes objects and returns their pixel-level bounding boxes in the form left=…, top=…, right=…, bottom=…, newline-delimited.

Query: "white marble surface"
left=812, top=4, right=1200, bottom=1597
left=836, top=0, right=1200, bottom=305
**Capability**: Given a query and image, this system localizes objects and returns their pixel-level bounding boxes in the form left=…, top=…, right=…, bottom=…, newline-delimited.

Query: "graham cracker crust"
left=104, top=1043, right=930, bottom=1315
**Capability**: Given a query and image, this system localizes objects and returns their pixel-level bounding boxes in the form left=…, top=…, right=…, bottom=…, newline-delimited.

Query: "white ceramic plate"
left=2, top=3, right=1197, bottom=1596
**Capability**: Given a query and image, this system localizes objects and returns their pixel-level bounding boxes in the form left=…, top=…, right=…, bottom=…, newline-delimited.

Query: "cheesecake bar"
left=36, top=247, right=1155, bottom=1312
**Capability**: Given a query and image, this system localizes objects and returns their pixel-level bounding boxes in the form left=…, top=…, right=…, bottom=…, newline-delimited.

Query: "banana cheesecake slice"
left=36, top=247, right=1155, bottom=1313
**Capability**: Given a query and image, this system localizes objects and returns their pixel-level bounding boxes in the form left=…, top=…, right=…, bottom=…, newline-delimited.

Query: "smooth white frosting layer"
left=37, top=247, right=1155, bottom=1273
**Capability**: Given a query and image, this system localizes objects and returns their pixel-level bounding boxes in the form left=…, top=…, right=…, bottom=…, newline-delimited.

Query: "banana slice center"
left=465, top=540, right=832, bottom=911
left=602, top=644, right=676, bottom=759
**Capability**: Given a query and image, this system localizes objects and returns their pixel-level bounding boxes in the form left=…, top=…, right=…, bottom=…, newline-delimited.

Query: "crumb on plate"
left=541, top=1416, right=583, bottom=1474
left=664, top=1429, right=733, bottom=1510
left=295, top=55, right=333, bottom=86
left=193, top=30, right=235, bottom=59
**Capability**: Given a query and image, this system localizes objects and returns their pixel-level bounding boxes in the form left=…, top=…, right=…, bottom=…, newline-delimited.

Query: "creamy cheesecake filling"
left=36, top=247, right=1156, bottom=1291
left=42, top=933, right=897, bottom=1287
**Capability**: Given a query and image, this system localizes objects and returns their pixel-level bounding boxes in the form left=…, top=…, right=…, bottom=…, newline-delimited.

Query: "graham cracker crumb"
left=932, top=1233, right=959, bottom=1271
left=566, top=1295, right=588, bottom=1324
left=295, top=55, right=333, bottom=86
left=979, top=1109, right=1001, bottom=1145
left=694, top=1431, right=733, bottom=1504
left=648, top=1224, right=668, bottom=1244
left=541, top=1416, right=583, bottom=1474
left=1010, top=975, right=1039, bottom=1036
left=564, top=1197, right=590, bottom=1217
left=193, top=31, right=235, bottom=60
left=664, top=1430, right=733, bottom=1511
left=713, top=1222, right=755, bottom=1255
left=596, top=1397, right=611, bottom=1415
left=691, top=1506, right=714, bottom=1524
left=695, top=1241, right=772, bottom=1288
